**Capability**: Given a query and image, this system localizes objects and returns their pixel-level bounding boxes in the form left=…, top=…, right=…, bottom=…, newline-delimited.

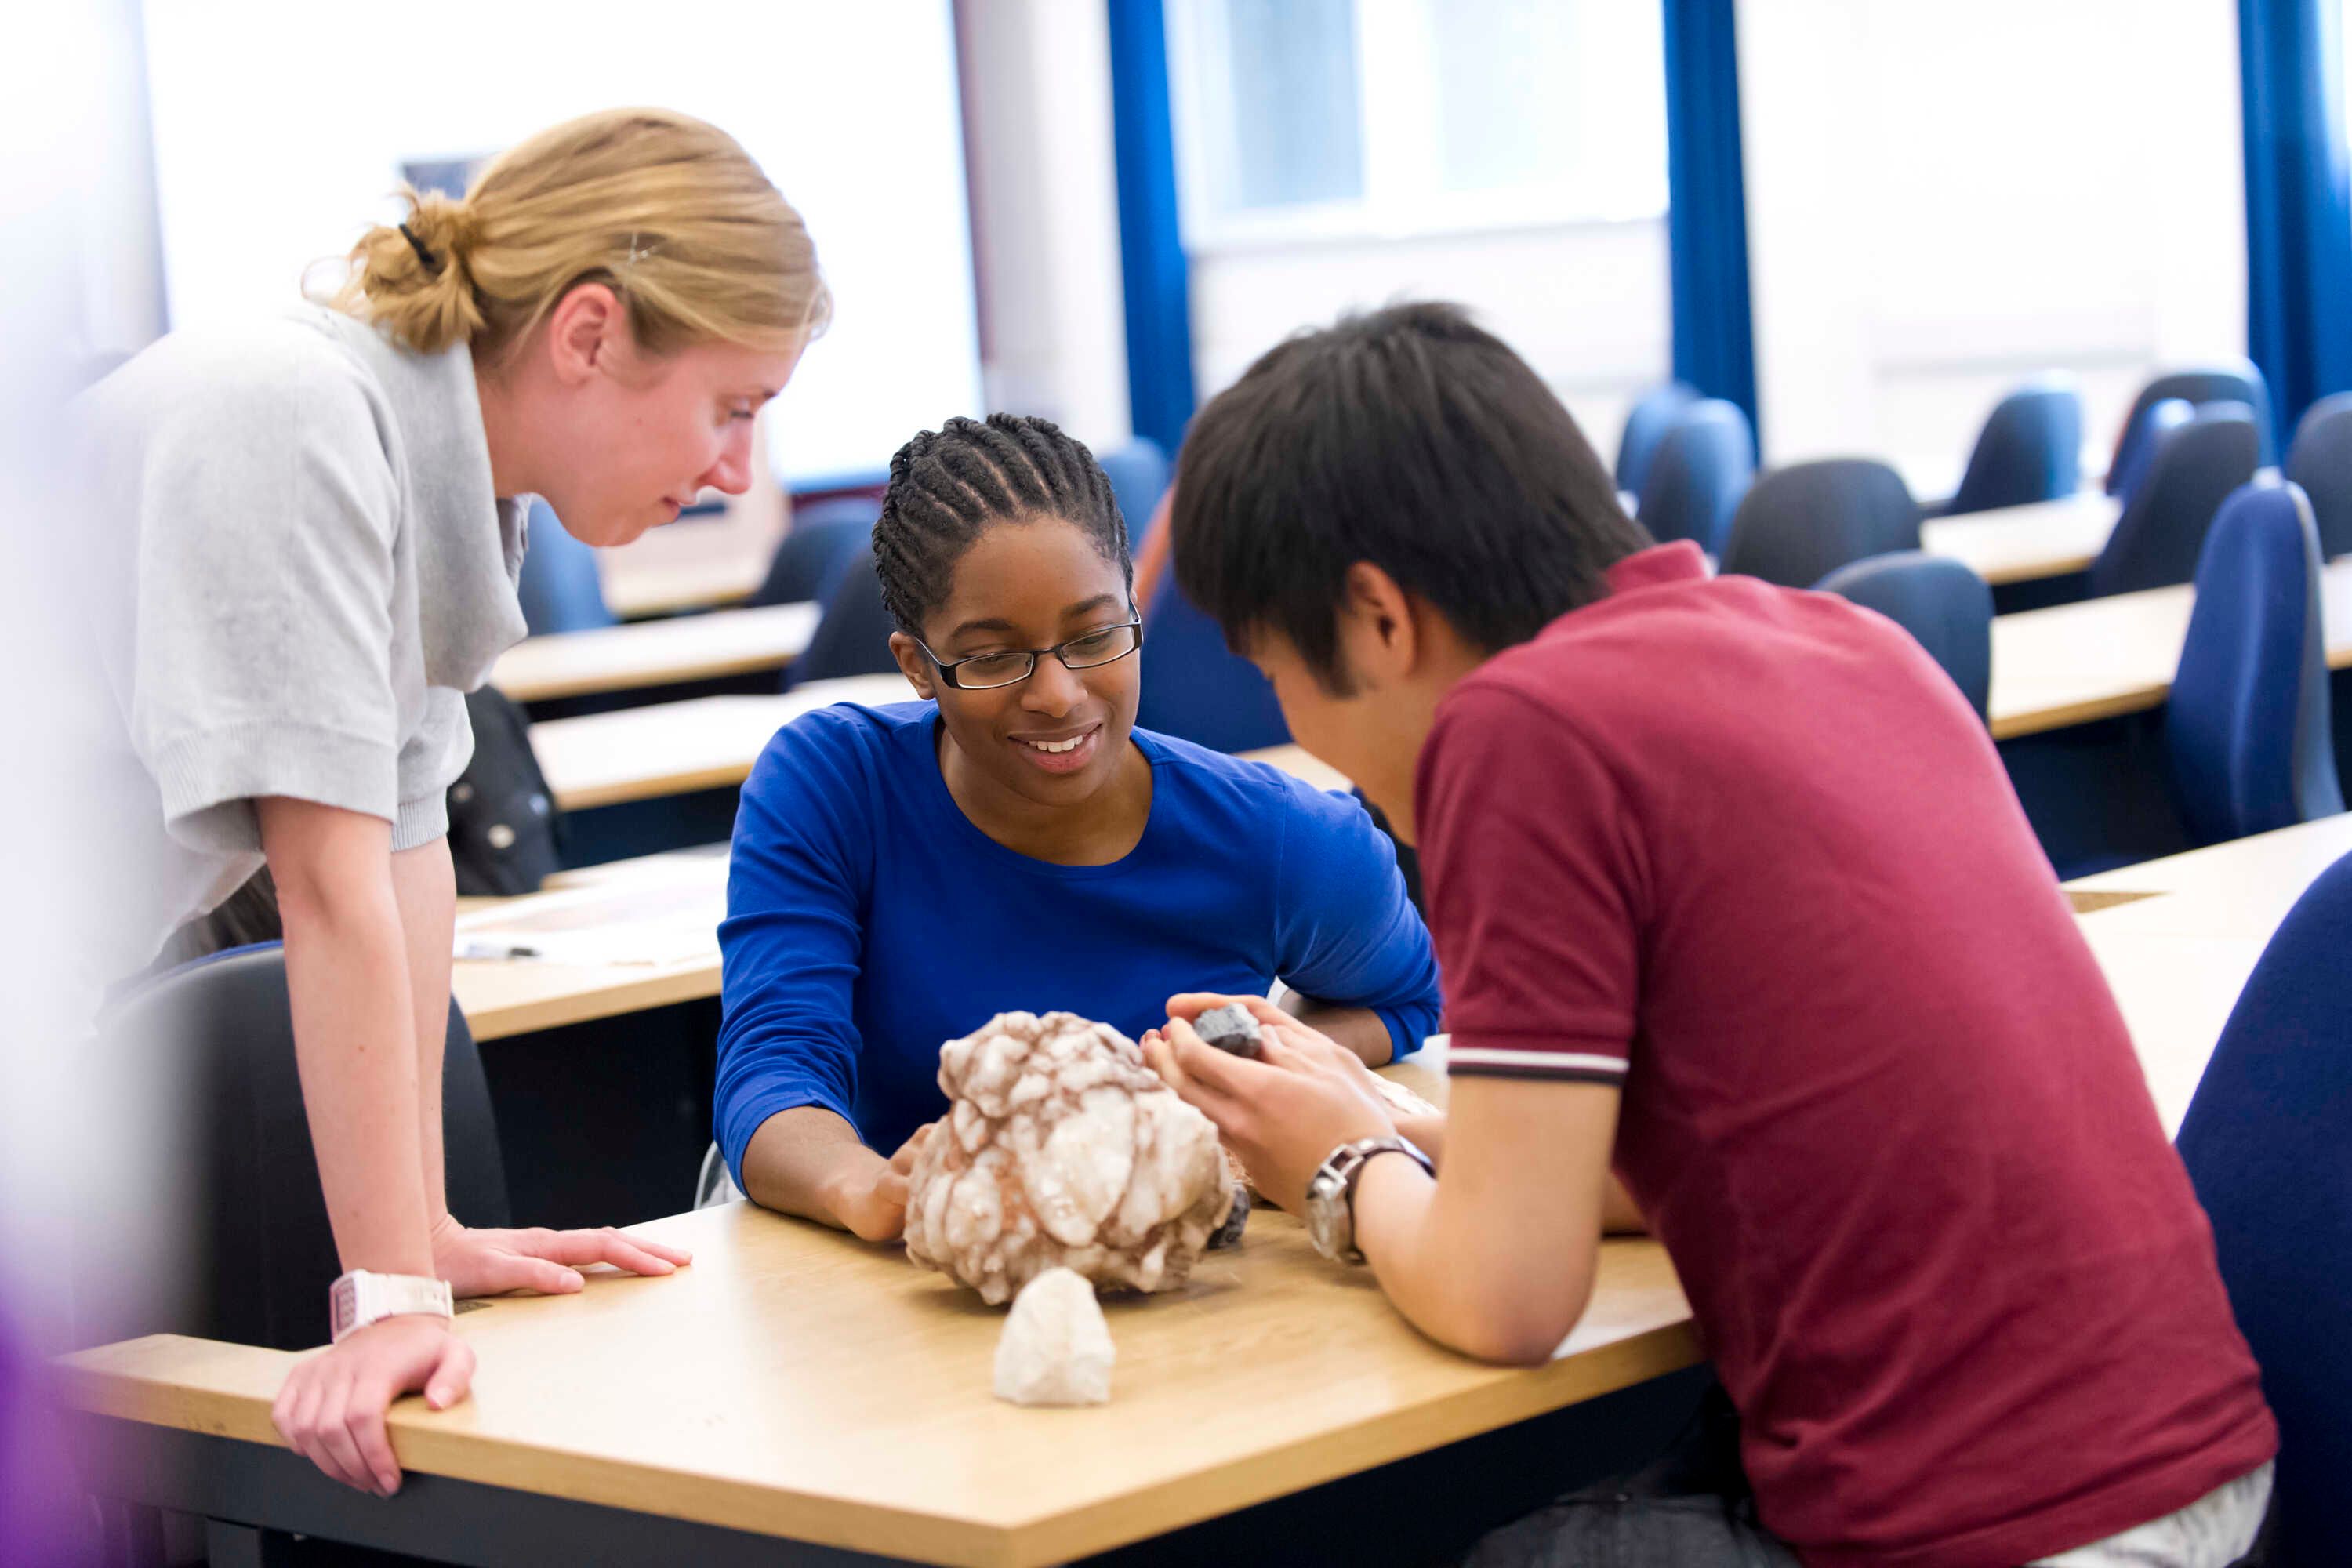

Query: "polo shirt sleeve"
left=1417, top=684, right=1642, bottom=1084
left=714, top=713, right=877, bottom=1187
left=1269, top=779, right=1445, bottom=1062
left=125, top=345, right=406, bottom=855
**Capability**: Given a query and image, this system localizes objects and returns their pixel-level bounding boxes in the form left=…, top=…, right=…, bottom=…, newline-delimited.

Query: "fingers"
left=338, top=1385, right=404, bottom=1497
left=887, top=1123, right=935, bottom=1173
left=425, top=1335, right=475, bottom=1412
left=515, top=1226, right=677, bottom=1279
left=1163, top=992, right=1285, bottom=1026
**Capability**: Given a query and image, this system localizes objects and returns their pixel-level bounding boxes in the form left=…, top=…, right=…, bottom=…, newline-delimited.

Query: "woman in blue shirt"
left=716, top=413, right=1440, bottom=1240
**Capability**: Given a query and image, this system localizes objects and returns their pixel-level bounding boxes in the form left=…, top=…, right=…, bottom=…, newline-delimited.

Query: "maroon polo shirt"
left=1416, top=542, right=2274, bottom=1566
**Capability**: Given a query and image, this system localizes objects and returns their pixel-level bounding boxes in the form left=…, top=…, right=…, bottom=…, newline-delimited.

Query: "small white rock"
left=993, top=1268, right=1114, bottom=1407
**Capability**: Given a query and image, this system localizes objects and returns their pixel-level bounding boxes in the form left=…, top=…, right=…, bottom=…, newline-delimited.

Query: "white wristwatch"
left=328, top=1270, right=455, bottom=1343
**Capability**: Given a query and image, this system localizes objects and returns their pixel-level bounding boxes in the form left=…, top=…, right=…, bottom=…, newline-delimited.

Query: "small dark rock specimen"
left=1193, top=1004, right=1264, bottom=1060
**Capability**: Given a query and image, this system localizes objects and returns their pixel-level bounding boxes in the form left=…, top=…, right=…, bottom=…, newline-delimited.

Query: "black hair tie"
left=397, top=222, right=444, bottom=276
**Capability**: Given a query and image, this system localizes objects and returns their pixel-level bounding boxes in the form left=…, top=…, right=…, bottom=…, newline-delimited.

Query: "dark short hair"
left=1171, top=302, right=1650, bottom=688
left=873, top=413, right=1133, bottom=636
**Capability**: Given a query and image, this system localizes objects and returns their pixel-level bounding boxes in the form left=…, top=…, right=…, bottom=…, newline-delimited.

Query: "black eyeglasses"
left=916, top=619, right=1145, bottom=691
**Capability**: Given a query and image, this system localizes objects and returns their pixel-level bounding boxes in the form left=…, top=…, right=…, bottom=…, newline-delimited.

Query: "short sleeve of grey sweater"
left=78, top=309, right=528, bottom=890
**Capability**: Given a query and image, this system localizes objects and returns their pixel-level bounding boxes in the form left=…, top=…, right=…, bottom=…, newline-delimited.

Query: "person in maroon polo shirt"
left=1140, top=303, right=2278, bottom=1568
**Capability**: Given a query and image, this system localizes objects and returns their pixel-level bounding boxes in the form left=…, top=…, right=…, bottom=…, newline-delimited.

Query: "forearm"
left=1287, top=999, right=1394, bottom=1067
left=740, top=1105, right=890, bottom=1231
left=1383, top=1112, right=1642, bottom=1233
left=1352, top=1154, right=1594, bottom=1364
left=392, top=838, right=457, bottom=1222
left=267, top=815, right=434, bottom=1278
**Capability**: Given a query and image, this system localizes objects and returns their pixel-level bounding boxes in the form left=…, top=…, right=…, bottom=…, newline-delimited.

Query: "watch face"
left=329, top=1276, right=358, bottom=1340
left=1305, top=1172, right=1348, bottom=1259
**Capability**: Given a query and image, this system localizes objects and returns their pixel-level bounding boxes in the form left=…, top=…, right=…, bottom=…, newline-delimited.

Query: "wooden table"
left=1987, top=555, right=2352, bottom=740
left=491, top=603, right=821, bottom=704
left=531, top=675, right=916, bottom=811
left=1920, top=491, right=2121, bottom=586
left=58, top=1049, right=1700, bottom=1568
left=602, top=554, right=771, bottom=621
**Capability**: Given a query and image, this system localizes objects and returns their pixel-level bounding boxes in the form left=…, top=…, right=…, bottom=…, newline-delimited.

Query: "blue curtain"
left=1106, top=0, right=1200, bottom=456
left=2240, top=0, right=2352, bottom=434
left=1662, top=0, right=1759, bottom=441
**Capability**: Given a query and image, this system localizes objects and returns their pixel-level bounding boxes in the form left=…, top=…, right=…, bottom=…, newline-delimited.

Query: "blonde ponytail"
left=328, top=107, right=830, bottom=363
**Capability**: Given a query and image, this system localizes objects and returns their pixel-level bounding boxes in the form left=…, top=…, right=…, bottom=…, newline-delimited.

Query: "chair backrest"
left=2107, top=397, right=2194, bottom=506
left=2166, top=481, right=2344, bottom=847
left=788, top=554, right=904, bottom=687
left=1634, top=399, right=1755, bottom=554
left=1944, top=380, right=2082, bottom=516
left=750, top=496, right=882, bottom=609
left=1615, top=381, right=1702, bottom=499
left=2285, top=390, right=2352, bottom=562
left=2089, top=403, right=2262, bottom=598
left=2107, top=361, right=2275, bottom=492
left=1136, top=572, right=1290, bottom=753
left=81, top=943, right=508, bottom=1351
left=1719, top=459, right=1922, bottom=588
left=1095, top=437, right=1171, bottom=544
left=2175, top=846, right=2352, bottom=1563
left=515, top=499, right=615, bottom=635
left=1813, top=552, right=1994, bottom=719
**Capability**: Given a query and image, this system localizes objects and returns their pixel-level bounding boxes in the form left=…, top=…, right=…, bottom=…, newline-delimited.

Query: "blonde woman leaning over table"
left=74, top=108, right=829, bottom=1496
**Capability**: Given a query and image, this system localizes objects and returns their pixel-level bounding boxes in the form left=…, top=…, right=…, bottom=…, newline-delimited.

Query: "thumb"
left=483, top=1252, right=585, bottom=1297
left=425, top=1337, right=476, bottom=1411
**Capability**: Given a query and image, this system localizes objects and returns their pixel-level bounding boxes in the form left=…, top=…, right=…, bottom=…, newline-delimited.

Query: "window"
left=1165, top=0, right=1669, bottom=251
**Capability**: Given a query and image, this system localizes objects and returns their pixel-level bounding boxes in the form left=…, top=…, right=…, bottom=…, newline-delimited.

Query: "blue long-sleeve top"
left=714, top=701, right=1443, bottom=1182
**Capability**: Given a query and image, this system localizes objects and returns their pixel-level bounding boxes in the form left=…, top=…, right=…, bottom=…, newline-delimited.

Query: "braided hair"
left=873, top=414, right=1133, bottom=636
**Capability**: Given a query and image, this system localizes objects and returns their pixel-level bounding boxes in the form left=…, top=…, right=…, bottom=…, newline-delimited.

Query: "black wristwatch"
left=1303, top=1135, right=1434, bottom=1264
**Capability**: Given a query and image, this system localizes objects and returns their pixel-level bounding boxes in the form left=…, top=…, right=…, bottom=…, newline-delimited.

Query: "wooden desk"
left=1988, top=556, right=2352, bottom=739
left=531, top=675, right=916, bottom=811
left=60, top=1043, right=1697, bottom=1568
left=491, top=604, right=821, bottom=704
left=1920, top=492, right=2120, bottom=586
left=602, top=554, right=771, bottom=621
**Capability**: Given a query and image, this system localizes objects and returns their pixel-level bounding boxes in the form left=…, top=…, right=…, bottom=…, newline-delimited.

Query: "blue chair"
left=2166, top=482, right=2344, bottom=847
left=2107, top=397, right=2194, bottom=506
left=1136, top=572, right=1290, bottom=753
left=2107, top=361, right=2275, bottom=491
left=2175, top=847, right=2352, bottom=1562
left=751, top=495, right=881, bottom=608
left=1719, top=459, right=1922, bottom=589
left=788, top=554, right=904, bottom=687
left=81, top=943, right=509, bottom=1351
left=1814, top=553, right=1993, bottom=720
left=1634, top=400, right=1754, bottom=554
left=515, top=499, right=615, bottom=634
left=1095, top=437, right=1171, bottom=543
left=2285, top=391, right=2352, bottom=561
left=1940, top=380, right=2082, bottom=516
left=2089, top=403, right=2261, bottom=598
left=1616, top=381, right=1701, bottom=499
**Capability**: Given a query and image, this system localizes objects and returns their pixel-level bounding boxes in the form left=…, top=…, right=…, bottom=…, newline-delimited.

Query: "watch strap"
left=329, top=1270, right=455, bottom=1343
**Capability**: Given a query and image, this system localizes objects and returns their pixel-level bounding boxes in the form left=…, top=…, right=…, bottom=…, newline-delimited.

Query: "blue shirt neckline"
left=910, top=708, right=1178, bottom=882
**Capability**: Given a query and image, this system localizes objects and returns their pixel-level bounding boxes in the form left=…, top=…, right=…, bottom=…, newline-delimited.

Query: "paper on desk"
left=456, top=925, right=717, bottom=966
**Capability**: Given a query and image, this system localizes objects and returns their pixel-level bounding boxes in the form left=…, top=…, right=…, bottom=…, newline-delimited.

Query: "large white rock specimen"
left=993, top=1267, right=1114, bottom=1406
left=905, top=1011, right=1229, bottom=1305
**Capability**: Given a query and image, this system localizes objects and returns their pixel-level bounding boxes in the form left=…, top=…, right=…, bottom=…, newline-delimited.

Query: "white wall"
left=958, top=0, right=1134, bottom=452
left=1187, top=220, right=1673, bottom=458
left=1739, top=0, right=2247, bottom=493
left=139, top=0, right=982, bottom=488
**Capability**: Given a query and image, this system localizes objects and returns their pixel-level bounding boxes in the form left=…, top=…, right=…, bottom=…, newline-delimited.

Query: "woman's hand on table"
left=271, top=1314, right=473, bottom=1497
left=429, top=1214, right=691, bottom=1298
left=825, top=1123, right=933, bottom=1243
left=1143, top=993, right=1395, bottom=1214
